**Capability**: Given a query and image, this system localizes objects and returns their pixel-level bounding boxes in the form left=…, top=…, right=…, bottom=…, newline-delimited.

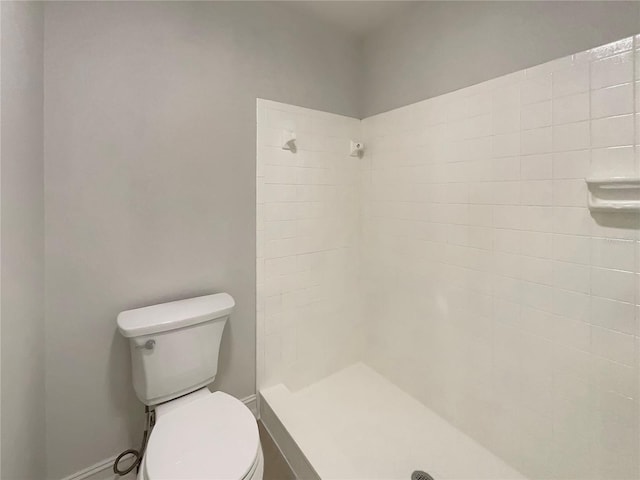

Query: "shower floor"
left=260, top=363, right=525, bottom=480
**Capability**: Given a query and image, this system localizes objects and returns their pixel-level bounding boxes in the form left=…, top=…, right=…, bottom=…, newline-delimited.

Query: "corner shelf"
left=585, top=177, right=640, bottom=212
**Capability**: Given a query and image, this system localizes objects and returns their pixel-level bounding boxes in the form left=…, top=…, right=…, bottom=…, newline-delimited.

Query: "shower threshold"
left=260, top=363, right=526, bottom=480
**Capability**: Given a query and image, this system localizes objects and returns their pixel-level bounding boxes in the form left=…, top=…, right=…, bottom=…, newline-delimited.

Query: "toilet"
left=117, top=293, right=263, bottom=480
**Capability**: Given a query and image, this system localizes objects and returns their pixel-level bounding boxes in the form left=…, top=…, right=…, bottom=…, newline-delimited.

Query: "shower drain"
left=411, top=471, right=434, bottom=480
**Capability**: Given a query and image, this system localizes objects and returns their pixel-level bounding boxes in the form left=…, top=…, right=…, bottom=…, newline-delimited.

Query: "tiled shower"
left=257, top=101, right=365, bottom=391
left=257, top=35, right=639, bottom=480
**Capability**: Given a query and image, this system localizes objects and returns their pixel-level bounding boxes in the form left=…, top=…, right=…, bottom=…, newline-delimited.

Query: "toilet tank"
left=117, top=293, right=235, bottom=406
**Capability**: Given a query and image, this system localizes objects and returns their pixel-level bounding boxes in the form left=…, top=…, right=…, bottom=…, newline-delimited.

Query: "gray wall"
left=362, top=1, right=640, bottom=116
left=43, top=2, right=360, bottom=477
left=1, top=1, right=45, bottom=479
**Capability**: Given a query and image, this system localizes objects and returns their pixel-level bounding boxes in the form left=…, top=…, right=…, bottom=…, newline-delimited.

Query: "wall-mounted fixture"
left=282, top=130, right=297, bottom=152
left=585, top=177, right=640, bottom=212
left=350, top=140, right=364, bottom=157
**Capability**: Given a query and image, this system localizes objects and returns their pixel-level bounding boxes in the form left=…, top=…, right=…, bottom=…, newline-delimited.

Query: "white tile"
left=461, top=116, right=492, bottom=142
left=552, top=93, right=589, bottom=125
left=590, top=211, right=640, bottom=240
left=522, top=206, right=553, bottom=233
left=590, top=296, right=637, bottom=335
left=553, top=63, right=589, bottom=98
left=264, top=184, right=297, bottom=202
left=591, top=237, right=636, bottom=271
left=552, top=121, right=590, bottom=152
left=591, top=83, right=634, bottom=119
left=265, top=202, right=298, bottom=221
left=553, top=150, right=590, bottom=179
left=591, top=51, right=634, bottom=89
left=553, top=314, right=590, bottom=350
left=553, top=288, right=590, bottom=322
left=264, top=332, right=282, bottom=362
left=591, top=267, right=636, bottom=303
left=493, top=274, right=522, bottom=303
left=553, top=261, right=590, bottom=294
left=521, top=180, right=553, bottom=206
left=521, top=154, right=553, bottom=180
left=492, top=107, right=520, bottom=134
left=552, top=426, right=594, bottom=480
left=265, top=165, right=297, bottom=184
left=552, top=379, right=591, bottom=443
left=552, top=179, right=586, bottom=207
left=494, top=297, right=521, bottom=324
left=521, top=231, right=553, bottom=259
left=553, top=234, right=591, bottom=264
left=265, top=255, right=297, bottom=278
left=468, top=182, right=495, bottom=204
left=492, top=82, right=521, bottom=112
left=492, top=181, right=521, bottom=205
left=521, top=73, right=552, bottom=105
left=493, top=228, right=520, bottom=254
left=492, top=157, right=520, bottom=181
left=521, top=256, right=553, bottom=285
left=592, top=356, right=636, bottom=398
left=589, top=37, right=634, bottom=61
left=592, top=326, right=635, bottom=366
left=591, top=146, right=636, bottom=177
left=521, top=127, right=553, bottom=155
left=591, top=114, right=635, bottom=148
left=445, top=183, right=470, bottom=204
left=494, top=251, right=521, bottom=278
left=552, top=207, right=591, bottom=236
left=494, top=205, right=522, bottom=230
left=492, top=133, right=520, bottom=158
left=520, top=306, right=555, bottom=339
left=521, top=281, right=553, bottom=311
left=522, top=100, right=552, bottom=130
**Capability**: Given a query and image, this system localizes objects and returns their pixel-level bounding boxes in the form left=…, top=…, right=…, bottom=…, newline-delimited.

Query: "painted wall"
left=361, top=36, right=639, bottom=479
left=0, top=1, right=46, bottom=478
left=362, top=1, right=640, bottom=116
left=256, top=99, right=363, bottom=393
left=43, top=2, right=360, bottom=477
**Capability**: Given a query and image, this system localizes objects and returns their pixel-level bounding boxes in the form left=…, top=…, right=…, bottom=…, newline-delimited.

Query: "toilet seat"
left=143, top=391, right=260, bottom=480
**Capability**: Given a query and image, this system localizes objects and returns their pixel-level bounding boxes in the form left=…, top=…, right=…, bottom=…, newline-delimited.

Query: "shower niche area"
left=256, top=36, right=640, bottom=480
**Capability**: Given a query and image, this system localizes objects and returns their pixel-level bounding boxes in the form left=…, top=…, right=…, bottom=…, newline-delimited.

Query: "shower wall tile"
left=256, top=99, right=363, bottom=392
left=361, top=36, right=639, bottom=480
left=591, top=51, right=634, bottom=89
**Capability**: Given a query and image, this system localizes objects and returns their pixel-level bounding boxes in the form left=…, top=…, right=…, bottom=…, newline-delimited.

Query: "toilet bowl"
left=138, top=389, right=263, bottom=480
left=117, top=293, right=263, bottom=480
left=140, top=449, right=264, bottom=480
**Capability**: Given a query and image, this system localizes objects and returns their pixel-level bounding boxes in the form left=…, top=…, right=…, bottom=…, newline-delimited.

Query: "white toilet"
left=117, top=293, right=264, bottom=480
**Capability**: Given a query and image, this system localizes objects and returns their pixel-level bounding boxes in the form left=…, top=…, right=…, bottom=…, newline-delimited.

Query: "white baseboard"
left=241, top=393, right=258, bottom=418
left=60, top=455, right=135, bottom=480
left=60, top=394, right=259, bottom=480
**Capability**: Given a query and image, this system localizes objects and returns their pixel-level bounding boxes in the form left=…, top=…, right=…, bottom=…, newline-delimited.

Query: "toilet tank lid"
left=117, top=293, right=235, bottom=338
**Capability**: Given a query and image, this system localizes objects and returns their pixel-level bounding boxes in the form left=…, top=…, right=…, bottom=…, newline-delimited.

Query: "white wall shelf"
left=585, top=177, right=640, bottom=212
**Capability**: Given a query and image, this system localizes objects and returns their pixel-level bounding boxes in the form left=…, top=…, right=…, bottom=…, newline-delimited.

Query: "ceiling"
left=284, top=1, right=417, bottom=37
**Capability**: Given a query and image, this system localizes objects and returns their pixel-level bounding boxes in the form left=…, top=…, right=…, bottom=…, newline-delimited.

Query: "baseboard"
left=60, top=393, right=259, bottom=480
left=59, top=455, right=134, bottom=480
left=241, top=393, right=258, bottom=418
